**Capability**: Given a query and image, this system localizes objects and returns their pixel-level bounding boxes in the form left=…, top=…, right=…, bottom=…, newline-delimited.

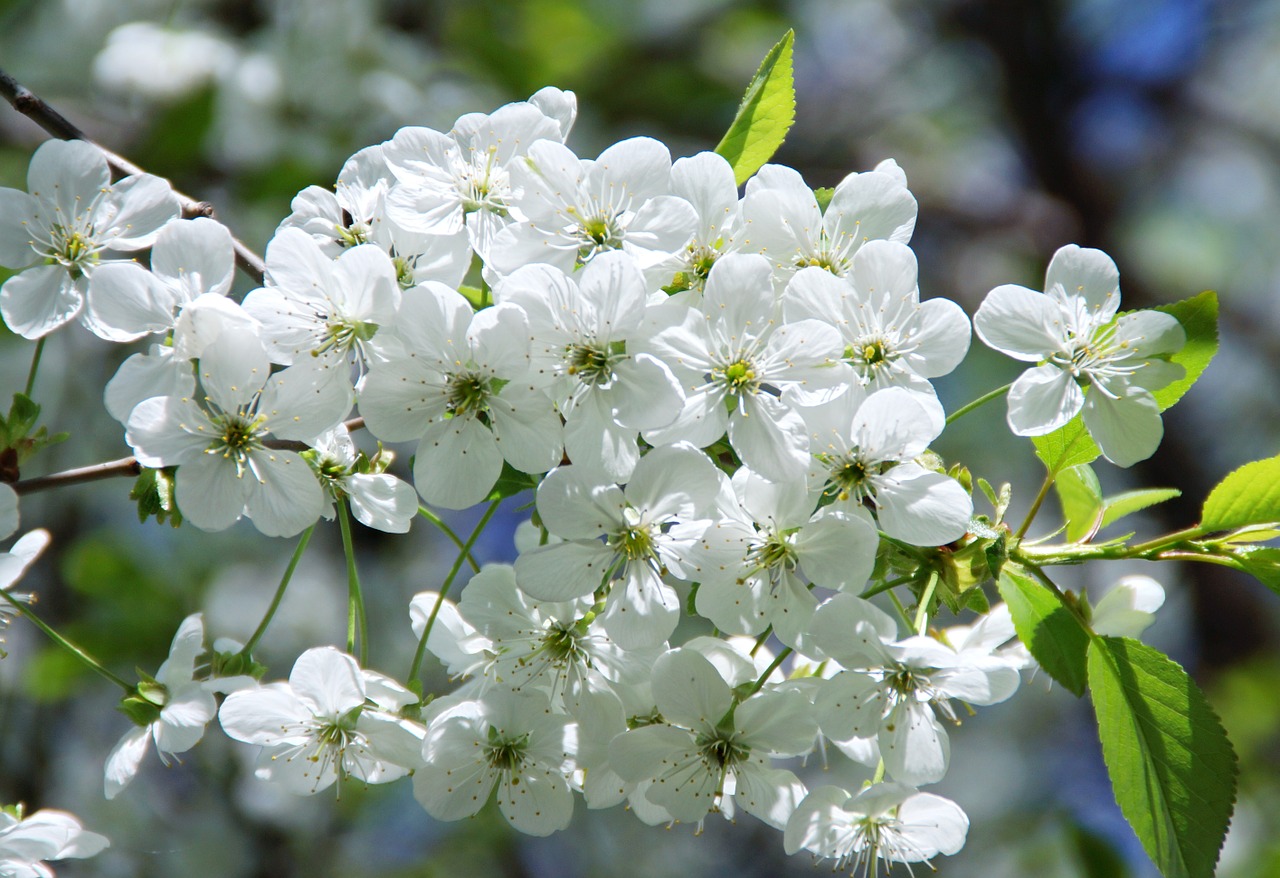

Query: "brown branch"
left=0, top=68, right=266, bottom=286
left=12, top=417, right=370, bottom=495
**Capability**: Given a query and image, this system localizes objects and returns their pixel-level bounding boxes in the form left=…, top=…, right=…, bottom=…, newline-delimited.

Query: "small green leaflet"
left=1033, top=290, right=1219, bottom=475
left=1200, top=454, right=1280, bottom=531
left=714, top=30, right=795, bottom=186
left=1223, top=545, right=1280, bottom=596
left=1088, top=636, right=1237, bottom=878
left=1033, top=419, right=1101, bottom=476
left=1099, top=488, right=1181, bottom=530
left=1152, top=290, right=1218, bottom=411
left=1055, top=463, right=1103, bottom=542
left=996, top=566, right=1089, bottom=696
left=813, top=186, right=834, bottom=212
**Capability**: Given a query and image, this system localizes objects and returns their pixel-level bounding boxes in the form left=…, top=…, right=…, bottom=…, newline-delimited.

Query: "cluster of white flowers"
left=0, top=85, right=1185, bottom=874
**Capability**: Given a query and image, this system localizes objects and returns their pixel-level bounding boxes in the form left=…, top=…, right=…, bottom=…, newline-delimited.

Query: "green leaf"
left=1200, top=454, right=1280, bottom=531
left=996, top=566, right=1090, bottom=696
left=1033, top=418, right=1102, bottom=475
left=485, top=462, right=539, bottom=501
left=1152, top=291, right=1218, bottom=411
left=1099, top=488, right=1182, bottom=530
left=1088, top=636, right=1237, bottom=878
left=714, top=29, right=795, bottom=186
left=1223, top=545, right=1280, bottom=596
left=1055, top=464, right=1103, bottom=542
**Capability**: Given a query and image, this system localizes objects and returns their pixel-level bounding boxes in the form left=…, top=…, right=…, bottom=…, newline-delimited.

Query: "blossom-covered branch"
left=0, top=68, right=266, bottom=285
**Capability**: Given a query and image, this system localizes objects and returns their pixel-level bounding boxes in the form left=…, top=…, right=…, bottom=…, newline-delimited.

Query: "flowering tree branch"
left=0, top=67, right=267, bottom=286
left=11, top=418, right=368, bottom=495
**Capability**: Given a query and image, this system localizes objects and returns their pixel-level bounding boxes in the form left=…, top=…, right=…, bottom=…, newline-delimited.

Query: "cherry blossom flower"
left=0, top=806, right=109, bottom=878
left=973, top=244, right=1185, bottom=466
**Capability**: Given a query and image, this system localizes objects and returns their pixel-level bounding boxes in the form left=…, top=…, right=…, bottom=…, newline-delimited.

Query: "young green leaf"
left=1221, top=545, right=1280, bottom=596
left=1055, top=463, right=1103, bottom=542
left=714, top=29, right=796, bottom=186
left=996, top=566, right=1090, bottom=696
left=813, top=186, right=835, bottom=212
left=1033, top=417, right=1102, bottom=475
left=1200, top=454, right=1280, bottom=531
left=1152, top=291, right=1218, bottom=411
left=1088, top=636, right=1237, bottom=878
left=1099, top=488, right=1182, bottom=530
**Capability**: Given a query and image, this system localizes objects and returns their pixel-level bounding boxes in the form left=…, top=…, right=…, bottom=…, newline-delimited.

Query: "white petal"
left=104, top=726, right=152, bottom=799
left=1006, top=364, right=1083, bottom=436
left=1082, top=385, right=1163, bottom=467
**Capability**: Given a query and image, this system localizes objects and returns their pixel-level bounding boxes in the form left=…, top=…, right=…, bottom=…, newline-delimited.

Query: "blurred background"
left=0, top=0, right=1277, bottom=875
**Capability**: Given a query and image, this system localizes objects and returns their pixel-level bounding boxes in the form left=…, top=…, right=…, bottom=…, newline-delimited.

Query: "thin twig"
left=0, top=68, right=266, bottom=286
left=12, top=417, right=370, bottom=494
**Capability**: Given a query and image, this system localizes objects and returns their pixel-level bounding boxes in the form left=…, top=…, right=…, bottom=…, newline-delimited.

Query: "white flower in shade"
left=278, top=145, right=471, bottom=289
left=382, top=93, right=572, bottom=262
left=688, top=467, right=878, bottom=651
left=513, top=443, right=722, bottom=649
left=307, top=425, right=418, bottom=534
left=803, top=387, right=972, bottom=547
left=784, top=783, right=968, bottom=875
left=357, top=284, right=562, bottom=509
left=125, top=331, right=351, bottom=537
left=85, top=216, right=234, bottom=342
left=453, top=564, right=657, bottom=711
left=1090, top=574, right=1165, bottom=639
left=650, top=151, right=744, bottom=294
left=495, top=251, right=684, bottom=480
left=973, top=244, right=1185, bottom=466
left=104, top=613, right=218, bottom=799
left=644, top=253, right=843, bottom=482
left=242, top=228, right=401, bottom=387
left=410, top=591, right=492, bottom=681
left=218, top=647, right=424, bottom=795
left=0, top=138, right=180, bottom=339
left=609, top=648, right=815, bottom=830
left=811, top=594, right=1021, bottom=786
left=740, top=160, right=917, bottom=286
left=487, top=136, right=698, bottom=276
left=0, top=806, right=109, bottom=877
left=413, top=688, right=577, bottom=836
left=782, top=241, right=970, bottom=404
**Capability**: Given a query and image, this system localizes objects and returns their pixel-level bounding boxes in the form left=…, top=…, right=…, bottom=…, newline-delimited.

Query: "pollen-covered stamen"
left=43, top=222, right=103, bottom=279
left=206, top=410, right=270, bottom=476
left=1049, top=323, right=1149, bottom=393
left=607, top=507, right=664, bottom=568
left=457, top=149, right=512, bottom=216
left=845, top=335, right=897, bottom=378
left=714, top=359, right=760, bottom=397
left=738, top=530, right=799, bottom=586
left=313, top=315, right=378, bottom=360
left=445, top=371, right=494, bottom=418
left=792, top=229, right=853, bottom=276
left=566, top=340, right=625, bottom=387
left=568, top=206, right=625, bottom=263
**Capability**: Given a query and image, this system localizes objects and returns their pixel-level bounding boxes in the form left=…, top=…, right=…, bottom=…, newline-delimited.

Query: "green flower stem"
left=860, top=575, right=916, bottom=599
left=740, top=646, right=793, bottom=702
left=1124, top=525, right=1212, bottom=556
left=1014, top=472, right=1056, bottom=540
left=944, top=382, right=1012, bottom=427
left=407, top=498, right=502, bottom=685
left=0, top=589, right=132, bottom=692
left=887, top=590, right=914, bottom=632
left=240, top=524, right=314, bottom=657
left=913, top=571, right=938, bottom=636
left=337, top=501, right=367, bottom=665
left=23, top=337, right=44, bottom=397
left=749, top=626, right=773, bottom=658
left=417, top=506, right=481, bottom=573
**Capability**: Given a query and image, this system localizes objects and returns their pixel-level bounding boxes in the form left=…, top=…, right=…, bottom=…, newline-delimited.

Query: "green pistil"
left=698, top=731, right=748, bottom=768
left=393, top=256, right=416, bottom=289
left=46, top=226, right=98, bottom=279
left=446, top=373, right=492, bottom=418
left=209, top=413, right=268, bottom=473
left=537, top=624, right=587, bottom=665
left=336, top=223, right=371, bottom=247
left=612, top=524, right=654, bottom=561
left=485, top=732, right=529, bottom=772
left=316, top=709, right=360, bottom=748
left=719, top=360, right=757, bottom=394
left=846, top=339, right=890, bottom=367
left=742, top=533, right=798, bottom=581
left=314, top=319, right=377, bottom=358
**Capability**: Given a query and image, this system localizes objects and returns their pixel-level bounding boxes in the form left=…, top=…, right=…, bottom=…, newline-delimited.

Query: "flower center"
left=696, top=729, right=748, bottom=769
left=566, top=341, right=624, bottom=387
left=845, top=336, right=895, bottom=377
left=715, top=359, right=759, bottom=396
left=485, top=730, right=530, bottom=773
left=46, top=224, right=100, bottom=279
left=446, top=371, right=493, bottom=418
left=207, top=412, right=269, bottom=475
